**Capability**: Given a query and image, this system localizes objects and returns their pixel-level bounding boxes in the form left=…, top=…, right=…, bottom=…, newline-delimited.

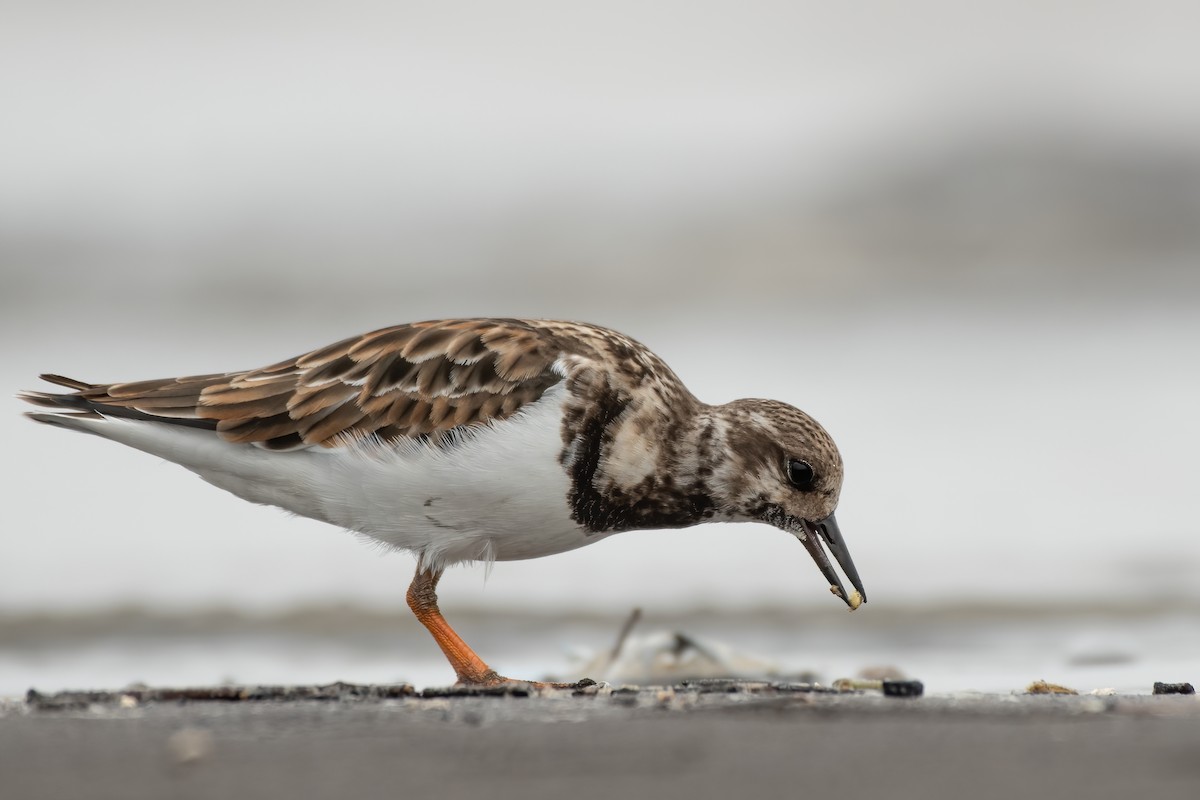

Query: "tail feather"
left=17, top=389, right=98, bottom=412
left=39, top=374, right=99, bottom=391
left=19, top=376, right=218, bottom=432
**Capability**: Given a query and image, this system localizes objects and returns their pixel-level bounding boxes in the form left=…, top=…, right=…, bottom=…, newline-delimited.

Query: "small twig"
left=608, top=607, right=643, bottom=663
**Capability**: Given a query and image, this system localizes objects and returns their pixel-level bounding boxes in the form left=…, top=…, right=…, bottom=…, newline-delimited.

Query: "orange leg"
left=407, top=566, right=504, bottom=685
left=406, top=566, right=593, bottom=688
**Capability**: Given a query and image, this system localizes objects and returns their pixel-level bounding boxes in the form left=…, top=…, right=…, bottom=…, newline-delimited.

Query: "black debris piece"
left=882, top=680, right=925, bottom=698
left=1152, top=682, right=1195, bottom=695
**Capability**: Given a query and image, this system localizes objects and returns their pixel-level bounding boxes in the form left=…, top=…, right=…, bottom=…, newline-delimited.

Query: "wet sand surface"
left=4, top=682, right=1199, bottom=800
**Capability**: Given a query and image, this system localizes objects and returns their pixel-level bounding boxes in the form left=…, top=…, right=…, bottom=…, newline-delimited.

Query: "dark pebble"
left=1152, top=682, right=1195, bottom=695
left=882, top=680, right=925, bottom=698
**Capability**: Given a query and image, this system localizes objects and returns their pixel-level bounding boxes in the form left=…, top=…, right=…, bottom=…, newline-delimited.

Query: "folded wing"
left=23, top=319, right=568, bottom=450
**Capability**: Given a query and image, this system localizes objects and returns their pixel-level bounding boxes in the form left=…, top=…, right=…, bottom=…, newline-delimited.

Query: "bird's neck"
left=671, top=403, right=743, bottom=517
left=565, top=390, right=727, bottom=533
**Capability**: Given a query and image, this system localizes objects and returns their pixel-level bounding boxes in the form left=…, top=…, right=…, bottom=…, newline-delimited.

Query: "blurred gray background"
left=2, top=0, right=1198, bottom=692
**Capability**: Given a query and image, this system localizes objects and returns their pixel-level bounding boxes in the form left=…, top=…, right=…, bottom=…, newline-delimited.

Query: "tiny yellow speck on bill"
left=830, top=585, right=863, bottom=611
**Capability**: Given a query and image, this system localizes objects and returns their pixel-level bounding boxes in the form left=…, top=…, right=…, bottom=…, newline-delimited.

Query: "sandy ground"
left=3, top=682, right=1199, bottom=800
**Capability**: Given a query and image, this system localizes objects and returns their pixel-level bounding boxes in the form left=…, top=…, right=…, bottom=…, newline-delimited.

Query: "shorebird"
left=20, top=318, right=866, bottom=686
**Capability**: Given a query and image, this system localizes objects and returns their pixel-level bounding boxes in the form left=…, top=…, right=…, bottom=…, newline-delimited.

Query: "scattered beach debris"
left=833, top=665, right=917, bottom=695
left=26, top=682, right=415, bottom=710
left=420, top=679, right=601, bottom=699
left=1151, top=682, right=1195, bottom=695
left=675, top=679, right=830, bottom=695
left=1025, top=680, right=1079, bottom=695
left=420, top=684, right=536, bottom=699
left=23, top=680, right=844, bottom=713
left=832, top=678, right=924, bottom=697
left=575, top=631, right=783, bottom=684
left=560, top=608, right=784, bottom=684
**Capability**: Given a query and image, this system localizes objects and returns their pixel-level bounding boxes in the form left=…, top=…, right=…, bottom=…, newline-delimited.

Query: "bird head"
left=710, top=399, right=866, bottom=609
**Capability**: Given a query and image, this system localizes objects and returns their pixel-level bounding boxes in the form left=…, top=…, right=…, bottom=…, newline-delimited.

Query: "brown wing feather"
left=49, top=319, right=570, bottom=449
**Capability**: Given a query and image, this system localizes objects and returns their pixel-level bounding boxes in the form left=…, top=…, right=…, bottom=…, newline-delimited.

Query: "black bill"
left=798, top=513, right=867, bottom=609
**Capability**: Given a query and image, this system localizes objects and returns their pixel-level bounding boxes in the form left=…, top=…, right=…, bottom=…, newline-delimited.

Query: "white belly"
left=311, top=384, right=600, bottom=568
left=78, top=384, right=603, bottom=570
left=197, top=384, right=599, bottom=569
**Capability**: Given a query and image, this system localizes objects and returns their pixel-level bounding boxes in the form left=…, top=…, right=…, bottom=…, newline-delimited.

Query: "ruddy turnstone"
left=21, top=318, right=866, bottom=686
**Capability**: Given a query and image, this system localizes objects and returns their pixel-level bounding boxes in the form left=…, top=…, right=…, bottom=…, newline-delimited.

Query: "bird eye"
left=787, top=459, right=816, bottom=490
